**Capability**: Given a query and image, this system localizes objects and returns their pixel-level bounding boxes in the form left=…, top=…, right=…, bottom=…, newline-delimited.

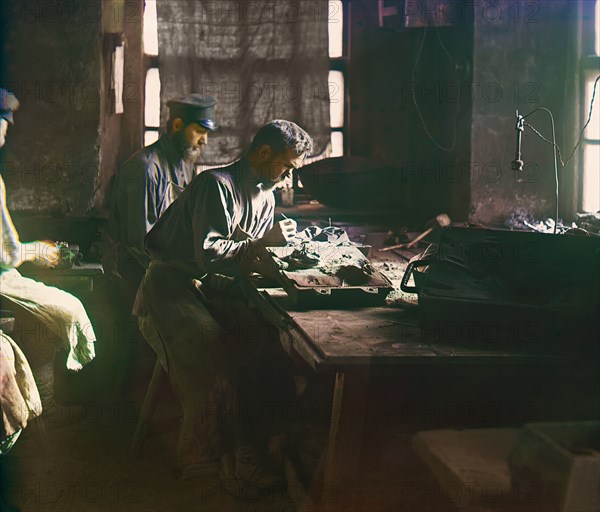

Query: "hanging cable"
left=520, top=108, right=560, bottom=233
left=410, top=25, right=458, bottom=152
left=515, top=75, right=600, bottom=233
left=523, top=75, right=600, bottom=168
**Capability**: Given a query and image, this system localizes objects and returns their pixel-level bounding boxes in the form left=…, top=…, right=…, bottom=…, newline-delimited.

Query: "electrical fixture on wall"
left=510, top=75, right=600, bottom=233
left=378, top=1, right=461, bottom=29
left=404, top=0, right=460, bottom=28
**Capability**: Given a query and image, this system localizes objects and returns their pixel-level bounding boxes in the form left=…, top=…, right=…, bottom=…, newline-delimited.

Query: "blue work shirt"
left=111, top=135, right=196, bottom=253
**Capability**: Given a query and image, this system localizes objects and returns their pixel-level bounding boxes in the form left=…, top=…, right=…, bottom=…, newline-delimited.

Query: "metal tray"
left=265, top=245, right=394, bottom=308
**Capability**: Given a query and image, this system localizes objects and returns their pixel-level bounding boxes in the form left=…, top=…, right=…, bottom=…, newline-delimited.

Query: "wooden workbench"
left=240, top=279, right=584, bottom=508
left=249, top=289, right=578, bottom=368
left=17, top=262, right=104, bottom=294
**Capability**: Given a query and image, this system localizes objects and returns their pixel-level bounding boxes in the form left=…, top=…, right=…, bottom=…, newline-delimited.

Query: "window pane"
left=331, top=131, right=344, bottom=157
left=596, top=0, right=600, bottom=56
left=585, top=73, right=600, bottom=140
left=145, top=68, right=161, bottom=128
left=303, top=142, right=334, bottom=166
left=143, top=0, right=159, bottom=56
left=582, top=144, right=600, bottom=212
left=145, top=130, right=159, bottom=146
left=329, top=70, right=344, bottom=128
left=328, top=0, right=344, bottom=58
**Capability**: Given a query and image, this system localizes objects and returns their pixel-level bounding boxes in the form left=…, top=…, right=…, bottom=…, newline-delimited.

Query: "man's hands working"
left=258, top=219, right=297, bottom=247
left=20, top=241, right=59, bottom=268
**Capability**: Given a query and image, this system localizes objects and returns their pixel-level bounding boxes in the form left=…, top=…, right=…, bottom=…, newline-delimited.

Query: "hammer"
left=379, top=213, right=451, bottom=252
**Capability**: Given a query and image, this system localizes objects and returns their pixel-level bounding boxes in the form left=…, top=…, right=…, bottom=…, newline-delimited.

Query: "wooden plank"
left=412, top=429, right=520, bottom=512
left=18, top=263, right=104, bottom=293
left=260, top=289, right=579, bottom=368
left=324, top=371, right=345, bottom=492
left=321, top=369, right=371, bottom=510
left=20, top=262, right=104, bottom=277
left=240, top=281, right=327, bottom=370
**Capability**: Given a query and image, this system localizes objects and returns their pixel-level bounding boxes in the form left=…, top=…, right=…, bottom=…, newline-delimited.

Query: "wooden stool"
left=130, top=356, right=165, bottom=457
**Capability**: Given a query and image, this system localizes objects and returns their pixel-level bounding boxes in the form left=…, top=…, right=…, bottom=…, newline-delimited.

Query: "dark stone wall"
left=0, top=0, right=102, bottom=216
left=97, top=0, right=145, bottom=217
left=470, top=0, right=580, bottom=225
left=0, top=0, right=584, bottom=226
left=347, top=0, right=473, bottom=222
left=0, top=0, right=144, bottom=230
left=347, top=0, right=582, bottom=225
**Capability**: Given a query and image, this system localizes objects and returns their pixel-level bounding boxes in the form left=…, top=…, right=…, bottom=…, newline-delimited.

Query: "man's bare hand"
left=259, top=219, right=297, bottom=247
left=29, top=241, right=59, bottom=267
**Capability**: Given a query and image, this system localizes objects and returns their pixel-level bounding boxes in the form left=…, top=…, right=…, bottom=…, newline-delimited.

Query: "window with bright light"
left=329, top=0, right=344, bottom=59
left=142, top=0, right=347, bottom=156
left=143, top=0, right=160, bottom=146
left=580, top=0, right=600, bottom=212
left=328, top=0, right=346, bottom=158
left=143, top=0, right=158, bottom=57
left=144, top=68, right=160, bottom=146
left=582, top=72, right=600, bottom=212
left=596, top=0, right=600, bottom=56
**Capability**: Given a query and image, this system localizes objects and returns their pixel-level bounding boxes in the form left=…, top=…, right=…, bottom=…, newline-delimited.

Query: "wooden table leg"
left=322, top=368, right=370, bottom=510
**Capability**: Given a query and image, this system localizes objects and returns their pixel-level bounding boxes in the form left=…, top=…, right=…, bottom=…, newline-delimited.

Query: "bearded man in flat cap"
left=110, top=95, right=218, bottom=283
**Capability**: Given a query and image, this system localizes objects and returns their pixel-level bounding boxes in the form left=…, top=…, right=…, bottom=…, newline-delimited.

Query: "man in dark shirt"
left=136, top=120, right=313, bottom=491
left=110, top=94, right=218, bottom=282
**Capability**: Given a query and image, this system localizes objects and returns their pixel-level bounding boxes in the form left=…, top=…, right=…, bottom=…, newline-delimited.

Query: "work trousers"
left=135, top=261, right=295, bottom=469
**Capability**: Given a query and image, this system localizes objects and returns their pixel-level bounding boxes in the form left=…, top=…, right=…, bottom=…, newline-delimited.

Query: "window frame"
left=579, top=0, right=600, bottom=213
left=330, top=0, right=349, bottom=156
left=143, top=53, right=160, bottom=145
left=141, top=1, right=349, bottom=154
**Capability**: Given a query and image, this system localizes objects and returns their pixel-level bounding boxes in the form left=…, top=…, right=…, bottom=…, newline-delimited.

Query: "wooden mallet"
left=379, top=213, right=451, bottom=252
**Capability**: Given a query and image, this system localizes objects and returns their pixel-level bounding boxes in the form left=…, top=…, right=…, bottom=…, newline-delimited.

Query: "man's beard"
left=173, top=131, right=203, bottom=165
left=257, top=173, right=287, bottom=191
left=183, top=146, right=203, bottom=165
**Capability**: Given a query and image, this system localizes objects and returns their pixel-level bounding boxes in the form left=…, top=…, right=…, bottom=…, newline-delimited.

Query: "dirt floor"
left=1, top=361, right=459, bottom=512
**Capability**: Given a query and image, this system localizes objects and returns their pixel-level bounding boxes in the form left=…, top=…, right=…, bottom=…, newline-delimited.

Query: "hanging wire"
left=523, top=75, right=600, bottom=169
left=523, top=108, right=560, bottom=233
left=516, top=75, right=600, bottom=233
left=434, top=21, right=455, bottom=67
left=410, top=25, right=458, bottom=152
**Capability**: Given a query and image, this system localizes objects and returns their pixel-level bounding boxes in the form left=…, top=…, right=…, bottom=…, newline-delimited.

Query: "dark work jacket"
left=144, top=158, right=274, bottom=277
left=110, top=135, right=195, bottom=253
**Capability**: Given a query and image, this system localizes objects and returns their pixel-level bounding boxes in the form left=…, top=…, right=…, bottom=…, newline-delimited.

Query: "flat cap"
left=167, top=94, right=217, bottom=131
left=0, top=88, right=20, bottom=124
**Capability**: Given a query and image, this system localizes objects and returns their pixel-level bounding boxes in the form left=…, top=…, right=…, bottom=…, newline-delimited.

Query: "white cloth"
left=0, top=331, right=42, bottom=436
left=0, top=269, right=96, bottom=371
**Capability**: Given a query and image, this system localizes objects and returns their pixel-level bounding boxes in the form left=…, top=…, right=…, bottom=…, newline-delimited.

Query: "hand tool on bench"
left=379, top=214, right=451, bottom=252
